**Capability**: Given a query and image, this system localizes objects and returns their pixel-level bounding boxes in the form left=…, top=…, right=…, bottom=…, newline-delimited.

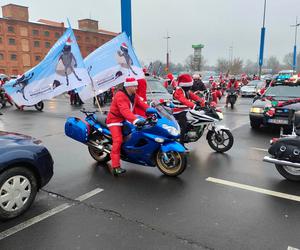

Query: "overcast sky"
left=1, top=0, right=300, bottom=65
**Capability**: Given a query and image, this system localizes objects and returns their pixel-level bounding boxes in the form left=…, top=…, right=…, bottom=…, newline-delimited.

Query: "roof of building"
left=1, top=3, right=28, bottom=8
left=37, top=19, right=64, bottom=27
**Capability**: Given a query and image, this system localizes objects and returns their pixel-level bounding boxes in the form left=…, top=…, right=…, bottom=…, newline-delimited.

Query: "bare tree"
left=230, top=58, right=243, bottom=74
left=243, top=59, right=257, bottom=74
left=266, top=56, right=281, bottom=73
left=216, top=58, right=230, bottom=73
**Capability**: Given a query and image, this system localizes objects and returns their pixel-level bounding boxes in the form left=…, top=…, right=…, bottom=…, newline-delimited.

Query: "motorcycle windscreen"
left=156, top=105, right=180, bottom=130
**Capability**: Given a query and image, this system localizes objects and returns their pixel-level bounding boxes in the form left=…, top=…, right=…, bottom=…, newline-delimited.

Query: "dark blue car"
left=0, top=131, right=53, bottom=220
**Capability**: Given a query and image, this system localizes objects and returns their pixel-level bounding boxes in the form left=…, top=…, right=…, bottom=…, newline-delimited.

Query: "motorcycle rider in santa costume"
left=225, top=76, right=239, bottom=107
left=172, top=74, right=206, bottom=144
left=106, top=77, right=149, bottom=175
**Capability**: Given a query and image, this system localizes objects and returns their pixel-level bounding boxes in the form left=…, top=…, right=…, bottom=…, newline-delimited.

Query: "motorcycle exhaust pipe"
left=263, top=156, right=300, bottom=168
left=87, top=141, right=111, bottom=154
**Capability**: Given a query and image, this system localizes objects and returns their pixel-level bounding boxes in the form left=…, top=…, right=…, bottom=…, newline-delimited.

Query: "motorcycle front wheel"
left=207, top=129, right=234, bottom=153
left=275, top=164, right=300, bottom=181
left=156, top=150, right=187, bottom=176
left=34, top=101, right=44, bottom=111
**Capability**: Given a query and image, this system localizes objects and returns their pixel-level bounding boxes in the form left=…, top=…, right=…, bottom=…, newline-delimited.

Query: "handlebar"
left=80, top=108, right=98, bottom=116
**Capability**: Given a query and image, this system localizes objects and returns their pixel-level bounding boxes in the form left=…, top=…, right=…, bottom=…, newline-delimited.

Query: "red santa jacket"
left=226, top=81, right=239, bottom=90
left=136, top=78, right=147, bottom=101
left=172, top=87, right=205, bottom=114
left=106, top=89, right=149, bottom=127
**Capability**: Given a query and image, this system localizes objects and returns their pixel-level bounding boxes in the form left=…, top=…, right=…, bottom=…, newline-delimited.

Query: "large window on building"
left=22, top=54, right=31, bottom=67
left=55, top=32, right=60, bottom=38
left=44, top=31, right=50, bottom=37
left=10, top=54, right=17, bottom=61
left=32, top=29, right=39, bottom=36
left=20, top=27, right=28, bottom=36
left=7, top=26, right=15, bottom=33
left=45, top=42, right=51, bottom=48
left=34, top=41, right=40, bottom=47
left=21, top=39, right=29, bottom=52
left=0, top=37, right=2, bottom=44
left=0, top=53, right=4, bottom=60
left=35, top=55, right=41, bottom=61
left=8, top=38, right=16, bottom=45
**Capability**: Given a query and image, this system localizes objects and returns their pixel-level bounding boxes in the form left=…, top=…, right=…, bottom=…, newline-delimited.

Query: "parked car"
left=249, top=80, right=300, bottom=130
left=0, top=131, right=53, bottom=220
left=240, top=80, right=265, bottom=97
left=146, top=76, right=172, bottom=103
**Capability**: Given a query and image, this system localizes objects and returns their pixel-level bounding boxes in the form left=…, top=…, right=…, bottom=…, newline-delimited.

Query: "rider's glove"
left=134, top=118, right=146, bottom=127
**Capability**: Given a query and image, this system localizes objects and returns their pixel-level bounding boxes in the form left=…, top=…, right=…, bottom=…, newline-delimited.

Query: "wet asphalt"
left=0, top=95, right=299, bottom=250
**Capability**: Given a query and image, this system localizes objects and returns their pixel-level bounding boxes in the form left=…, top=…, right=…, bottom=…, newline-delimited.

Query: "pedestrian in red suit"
left=106, top=77, right=149, bottom=175
left=163, top=73, right=177, bottom=93
left=173, top=74, right=205, bottom=144
left=135, top=78, right=148, bottom=117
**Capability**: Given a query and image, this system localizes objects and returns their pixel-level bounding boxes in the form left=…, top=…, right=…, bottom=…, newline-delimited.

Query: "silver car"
left=240, top=80, right=265, bottom=97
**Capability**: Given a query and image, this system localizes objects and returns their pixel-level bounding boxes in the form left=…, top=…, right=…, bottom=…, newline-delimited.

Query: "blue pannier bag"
left=65, top=117, right=90, bottom=143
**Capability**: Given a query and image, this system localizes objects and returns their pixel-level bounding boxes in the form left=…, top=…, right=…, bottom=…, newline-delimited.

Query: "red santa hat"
left=121, top=42, right=128, bottom=50
left=178, top=74, right=193, bottom=87
left=66, top=37, right=72, bottom=46
left=124, top=77, right=138, bottom=87
left=167, top=73, right=174, bottom=80
left=209, top=76, right=214, bottom=81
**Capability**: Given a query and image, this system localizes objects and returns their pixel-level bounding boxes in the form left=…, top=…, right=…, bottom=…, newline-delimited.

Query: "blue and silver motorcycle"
left=65, top=105, right=187, bottom=176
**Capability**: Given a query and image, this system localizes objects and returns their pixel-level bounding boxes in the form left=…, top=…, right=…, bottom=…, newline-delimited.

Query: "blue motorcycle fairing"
left=161, top=141, right=186, bottom=153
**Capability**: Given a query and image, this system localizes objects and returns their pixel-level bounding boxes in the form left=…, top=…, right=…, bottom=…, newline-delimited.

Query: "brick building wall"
left=0, top=4, right=117, bottom=76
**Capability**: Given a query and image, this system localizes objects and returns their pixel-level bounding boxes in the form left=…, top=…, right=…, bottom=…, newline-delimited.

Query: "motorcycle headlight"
left=162, top=124, right=180, bottom=136
left=250, top=107, right=264, bottom=113
left=217, top=111, right=224, bottom=120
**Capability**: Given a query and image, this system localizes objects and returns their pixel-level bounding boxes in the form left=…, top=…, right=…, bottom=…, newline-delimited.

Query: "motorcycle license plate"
left=268, top=118, right=289, bottom=125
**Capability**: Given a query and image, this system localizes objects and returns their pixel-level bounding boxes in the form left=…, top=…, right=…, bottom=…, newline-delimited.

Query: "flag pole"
left=87, top=66, right=103, bottom=113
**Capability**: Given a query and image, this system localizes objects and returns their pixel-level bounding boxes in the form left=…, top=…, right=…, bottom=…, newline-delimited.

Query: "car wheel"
left=0, top=167, right=38, bottom=221
left=250, top=119, right=261, bottom=129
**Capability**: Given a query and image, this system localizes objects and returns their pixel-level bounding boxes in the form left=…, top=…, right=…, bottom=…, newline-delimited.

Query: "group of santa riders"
left=105, top=69, right=261, bottom=175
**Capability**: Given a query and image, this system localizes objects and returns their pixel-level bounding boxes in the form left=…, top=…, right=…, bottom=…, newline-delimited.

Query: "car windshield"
left=147, top=79, right=167, bottom=94
left=264, top=84, right=300, bottom=100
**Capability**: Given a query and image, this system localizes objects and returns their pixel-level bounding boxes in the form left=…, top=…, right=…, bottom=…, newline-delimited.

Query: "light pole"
left=258, top=0, right=267, bottom=78
left=291, top=17, right=300, bottom=72
left=164, top=32, right=171, bottom=72
left=121, top=0, right=132, bottom=43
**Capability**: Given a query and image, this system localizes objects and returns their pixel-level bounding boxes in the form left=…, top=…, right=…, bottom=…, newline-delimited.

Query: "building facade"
left=0, top=4, right=117, bottom=75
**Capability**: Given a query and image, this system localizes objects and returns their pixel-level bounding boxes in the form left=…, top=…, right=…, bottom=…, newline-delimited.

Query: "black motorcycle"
left=227, top=88, right=238, bottom=109
left=263, top=111, right=300, bottom=181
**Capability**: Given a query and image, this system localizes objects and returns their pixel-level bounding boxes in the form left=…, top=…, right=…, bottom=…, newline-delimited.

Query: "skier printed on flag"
left=4, top=27, right=89, bottom=106
left=78, top=32, right=144, bottom=101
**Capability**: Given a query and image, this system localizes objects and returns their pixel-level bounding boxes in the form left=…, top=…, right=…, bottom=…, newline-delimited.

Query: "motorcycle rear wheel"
left=275, top=164, right=300, bottom=181
left=207, top=129, right=234, bottom=153
left=88, top=146, right=111, bottom=162
left=156, top=151, right=186, bottom=176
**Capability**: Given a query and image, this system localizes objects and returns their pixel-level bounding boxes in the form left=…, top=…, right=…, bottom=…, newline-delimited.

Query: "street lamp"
left=164, top=32, right=171, bottom=72
left=258, top=0, right=267, bottom=78
left=291, top=17, right=300, bottom=72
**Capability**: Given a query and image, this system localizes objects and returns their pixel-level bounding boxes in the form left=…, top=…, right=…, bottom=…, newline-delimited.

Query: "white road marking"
left=251, top=147, right=268, bottom=152
left=288, top=246, right=299, bottom=250
left=206, top=177, right=300, bottom=202
left=231, top=121, right=249, bottom=131
left=0, top=188, right=103, bottom=241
